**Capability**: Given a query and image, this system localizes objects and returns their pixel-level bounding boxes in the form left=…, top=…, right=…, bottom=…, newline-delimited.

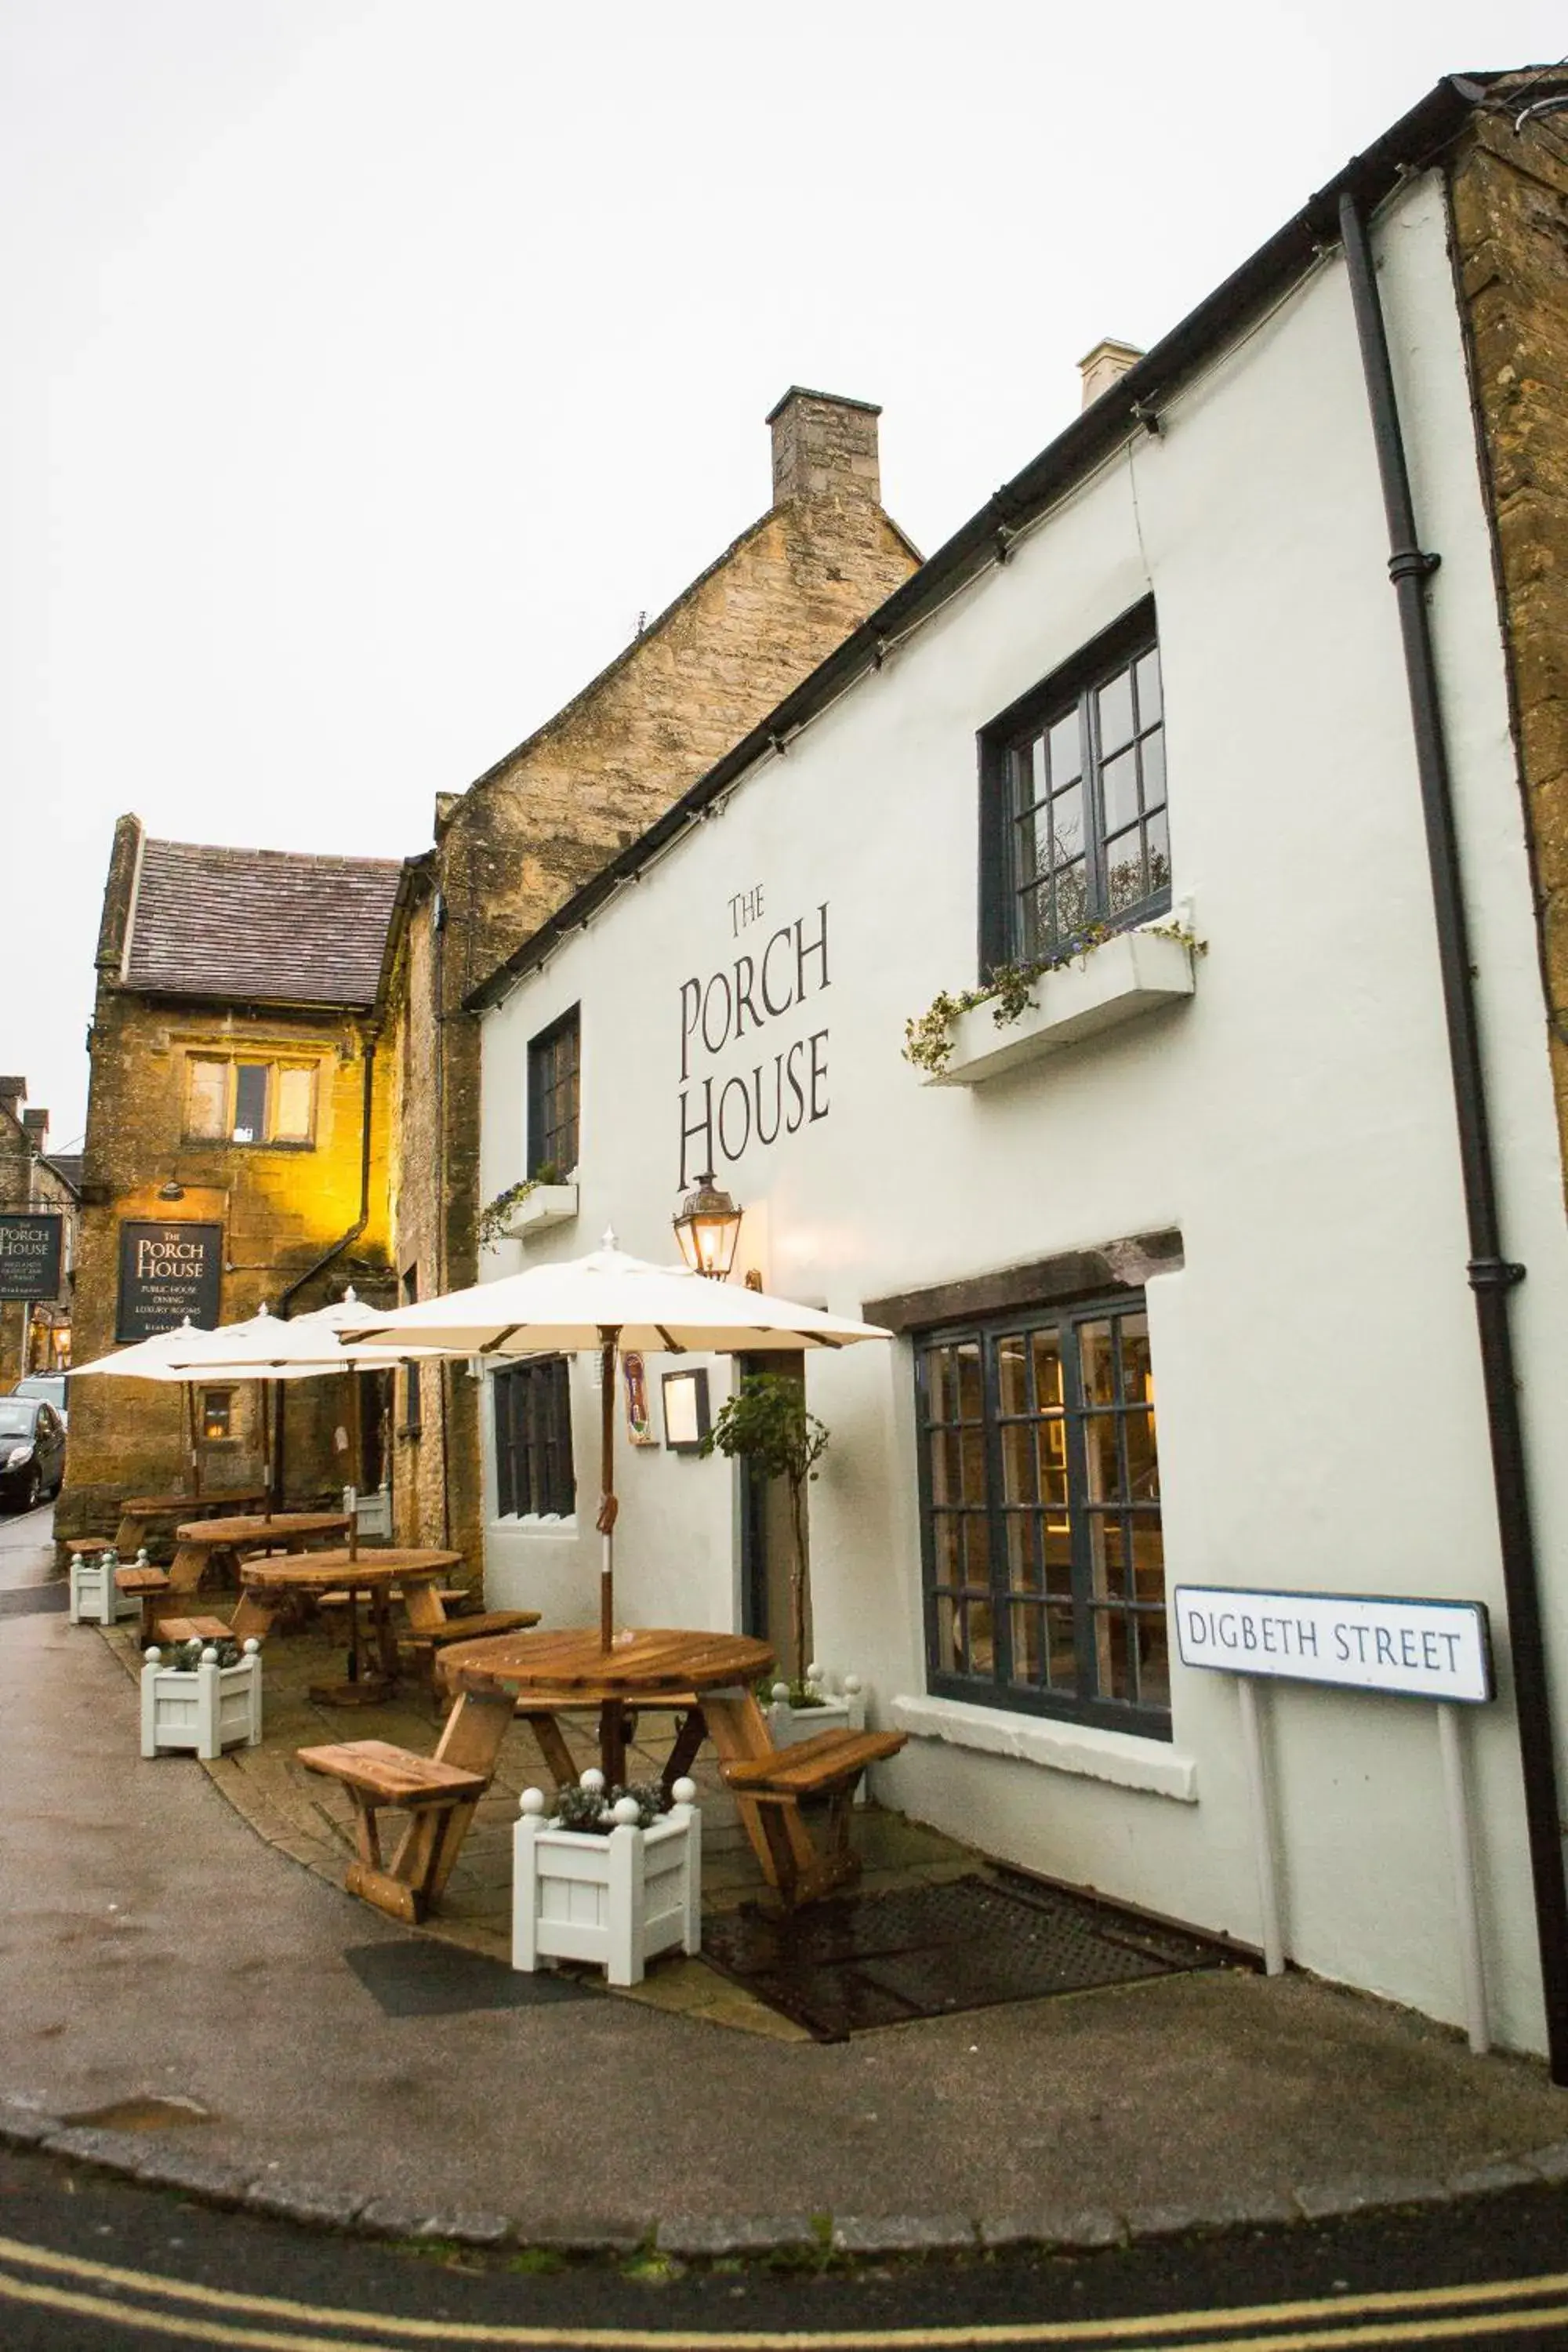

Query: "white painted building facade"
left=469, top=127, right=1568, bottom=2055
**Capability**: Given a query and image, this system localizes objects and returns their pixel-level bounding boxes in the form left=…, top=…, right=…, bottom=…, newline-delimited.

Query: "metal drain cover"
left=702, top=1874, right=1241, bottom=2042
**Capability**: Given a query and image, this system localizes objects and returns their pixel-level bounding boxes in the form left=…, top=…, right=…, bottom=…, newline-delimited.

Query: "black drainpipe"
left=273, top=1029, right=378, bottom=1504
left=1340, top=187, right=1568, bottom=2084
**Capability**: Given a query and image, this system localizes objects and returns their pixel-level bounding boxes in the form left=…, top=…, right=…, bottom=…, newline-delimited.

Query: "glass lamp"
left=673, top=1173, right=742, bottom=1281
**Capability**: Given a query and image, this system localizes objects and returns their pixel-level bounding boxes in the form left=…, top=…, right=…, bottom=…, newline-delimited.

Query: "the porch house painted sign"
left=0, top=1214, right=63, bottom=1301
left=677, top=891, right=830, bottom=1185
left=1174, top=1586, right=1494, bottom=1704
left=115, top=1221, right=224, bottom=1343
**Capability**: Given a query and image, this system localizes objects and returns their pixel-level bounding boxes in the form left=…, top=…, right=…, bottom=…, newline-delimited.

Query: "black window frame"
left=493, top=1356, right=575, bottom=1519
left=527, top=1007, right=580, bottom=1178
left=914, top=1293, right=1170, bottom=1741
left=978, top=600, right=1168, bottom=978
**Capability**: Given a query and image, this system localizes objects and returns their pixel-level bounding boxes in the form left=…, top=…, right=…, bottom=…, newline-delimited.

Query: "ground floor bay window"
left=916, top=1297, right=1169, bottom=1737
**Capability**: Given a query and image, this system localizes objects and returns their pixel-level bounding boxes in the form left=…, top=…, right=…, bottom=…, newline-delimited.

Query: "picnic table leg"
left=660, top=1707, right=707, bottom=1801
left=702, top=1690, right=818, bottom=1896
left=114, top=1513, right=140, bottom=1555
left=387, top=1689, right=515, bottom=1908
left=523, top=1711, right=579, bottom=1792
left=370, top=1590, right=400, bottom=1684
left=230, top=1588, right=278, bottom=1642
left=598, top=1700, right=629, bottom=1787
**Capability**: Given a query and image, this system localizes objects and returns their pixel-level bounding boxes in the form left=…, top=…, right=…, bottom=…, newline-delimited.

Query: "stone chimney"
left=0, top=1078, right=24, bottom=1125
left=22, top=1109, right=47, bottom=1153
left=1079, top=338, right=1145, bottom=410
left=768, top=387, right=882, bottom=507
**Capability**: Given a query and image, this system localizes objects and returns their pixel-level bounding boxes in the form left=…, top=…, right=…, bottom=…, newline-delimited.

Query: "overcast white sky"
left=4, top=2, right=1562, bottom=1145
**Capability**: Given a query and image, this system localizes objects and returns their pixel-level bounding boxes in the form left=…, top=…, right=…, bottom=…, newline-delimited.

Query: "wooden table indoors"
left=234, top=1547, right=461, bottom=1704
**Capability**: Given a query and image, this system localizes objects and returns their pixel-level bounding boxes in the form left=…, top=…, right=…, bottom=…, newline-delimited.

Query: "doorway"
left=736, top=1349, right=810, bottom=1679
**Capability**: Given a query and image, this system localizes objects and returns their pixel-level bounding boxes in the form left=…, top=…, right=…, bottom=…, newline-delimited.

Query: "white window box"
left=141, top=1643, right=263, bottom=1760
left=513, top=1781, right=701, bottom=1987
left=502, top=1183, right=579, bottom=1239
left=70, top=1548, right=138, bottom=1627
left=926, top=930, right=1195, bottom=1087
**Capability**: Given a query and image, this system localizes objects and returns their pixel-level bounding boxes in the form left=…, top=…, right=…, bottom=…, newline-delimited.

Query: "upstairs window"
left=493, top=1357, right=575, bottom=1519
left=980, top=604, right=1168, bottom=971
left=185, top=1056, right=317, bottom=1147
left=527, top=1008, right=580, bottom=1178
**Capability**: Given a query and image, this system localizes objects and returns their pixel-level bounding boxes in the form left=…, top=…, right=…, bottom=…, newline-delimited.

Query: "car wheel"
left=22, top=1467, right=42, bottom=1512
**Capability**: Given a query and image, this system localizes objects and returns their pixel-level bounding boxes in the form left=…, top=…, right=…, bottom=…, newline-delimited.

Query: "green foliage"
left=552, top=1777, right=669, bottom=1835
left=155, top=1638, right=243, bottom=1671
left=701, top=1374, right=828, bottom=1678
left=902, top=922, right=1206, bottom=1077
left=477, top=1163, right=564, bottom=1248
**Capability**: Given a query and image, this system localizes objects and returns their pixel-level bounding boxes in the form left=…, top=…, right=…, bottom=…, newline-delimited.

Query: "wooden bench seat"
left=720, top=1726, right=907, bottom=1909
left=154, top=1615, right=234, bottom=1647
left=296, top=1697, right=514, bottom=1923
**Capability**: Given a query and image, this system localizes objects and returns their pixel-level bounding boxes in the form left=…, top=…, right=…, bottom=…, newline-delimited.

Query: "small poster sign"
left=116, top=1221, right=223, bottom=1343
left=1174, top=1585, right=1493, bottom=1704
left=0, top=1214, right=63, bottom=1301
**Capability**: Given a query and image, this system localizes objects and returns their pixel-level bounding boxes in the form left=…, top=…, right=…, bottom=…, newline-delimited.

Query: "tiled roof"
left=124, top=840, right=402, bottom=1008
left=43, top=1155, right=82, bottom=1195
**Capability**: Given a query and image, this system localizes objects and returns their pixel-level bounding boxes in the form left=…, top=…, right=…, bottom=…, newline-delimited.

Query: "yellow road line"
left=2, top=2232, right=1568, bottom=2351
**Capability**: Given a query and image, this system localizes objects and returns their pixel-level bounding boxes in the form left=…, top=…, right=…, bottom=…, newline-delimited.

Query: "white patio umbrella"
left=69, top=1318, right=235, bottom=1502
left=347, top=1238, right=892, bottom=1650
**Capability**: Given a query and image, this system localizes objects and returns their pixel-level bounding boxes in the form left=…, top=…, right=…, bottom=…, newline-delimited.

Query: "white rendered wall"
left=477, top=172, right=1568, bottom=2053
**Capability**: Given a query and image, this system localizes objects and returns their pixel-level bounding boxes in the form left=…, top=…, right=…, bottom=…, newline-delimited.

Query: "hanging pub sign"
left=115, top=1221, right=223, bottom=1343
left=0, top=1214, right=63, bottom=1301
left=1174, top=1585, right=1494, bottom=1704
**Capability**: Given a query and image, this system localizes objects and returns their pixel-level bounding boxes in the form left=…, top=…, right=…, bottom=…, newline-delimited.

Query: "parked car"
left=0, top=1396, right=66, bottom=1510
left=13, top=1372, right=67, bottom=1427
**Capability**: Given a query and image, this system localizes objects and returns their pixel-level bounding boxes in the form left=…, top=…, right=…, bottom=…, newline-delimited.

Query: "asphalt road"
left=4, top=2143, right=1568, bottom=2350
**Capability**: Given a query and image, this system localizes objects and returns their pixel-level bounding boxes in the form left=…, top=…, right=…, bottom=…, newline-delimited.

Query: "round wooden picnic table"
left=114, top=1490, right=268, bottom=1554
left=438, top=1625, right=775, bottom=1788
left=238, top=1546, right=461, bottom=1704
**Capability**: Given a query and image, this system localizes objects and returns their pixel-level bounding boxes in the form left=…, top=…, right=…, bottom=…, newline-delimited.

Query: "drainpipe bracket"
left=1468, top=1257, right=1526, bottom=1293
left=1388, top=546, right=1441, bottom=585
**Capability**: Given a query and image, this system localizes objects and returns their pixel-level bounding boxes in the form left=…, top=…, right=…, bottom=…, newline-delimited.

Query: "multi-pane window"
left=916, top=1298, right=1169, bottom=1738
left=493, top=1358, right=575, bottom=1518
left=200, top=1388, right=233, bottom=1440
left=982, top=606, right=1169, bottom=968
left=527, top=1009, right=580, bottom=1178
left=185, top=1057, right=316, bottom=1146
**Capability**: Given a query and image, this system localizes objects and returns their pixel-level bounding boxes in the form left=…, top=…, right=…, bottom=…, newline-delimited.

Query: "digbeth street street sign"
left=0, top=1214, right=63, bottom=1301
left=115, top=1221, right=223, bottom=1343
left=1174, top=1585, right=1494, bottom=1704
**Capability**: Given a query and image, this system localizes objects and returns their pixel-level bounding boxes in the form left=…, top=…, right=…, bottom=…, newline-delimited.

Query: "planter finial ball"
left=671, top=1777, right=697, bottom=1806
left=808, top=1662, right=822, bottom=1683
left=612, top=1795, right=642, bottom=1827
left=844, top=1674, right=862, bottom=1696
left=771, top=1681, right=790, bottom=1704
left=243, top=1639, right=260, bottom=1657
left=521, top=1788, right=547, bottom=1817
left=146, top=1648, right=162, bottom=1665
left=579, top=1768, right=606, bottom=1795
left=201, top=1646, right=218, bottom=1664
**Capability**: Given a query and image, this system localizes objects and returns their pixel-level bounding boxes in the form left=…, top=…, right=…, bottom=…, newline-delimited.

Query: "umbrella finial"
left=601, top=1226, right=619, bottom=1252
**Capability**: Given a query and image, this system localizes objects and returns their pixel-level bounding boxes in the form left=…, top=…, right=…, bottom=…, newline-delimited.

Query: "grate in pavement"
left=700, top=1873, right=1245, bottom=2042
left=344, top=1938, right=594, bottom=2017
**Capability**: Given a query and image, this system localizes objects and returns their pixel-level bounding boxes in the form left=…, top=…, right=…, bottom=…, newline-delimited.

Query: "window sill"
left=926, top=927, right=1195, bottom=1087
left=488, top=1513, right=579, bottom=1537
left=890, top=1691, right=1197, bottom=1802
left=503, top=1183, right=579, bottom=1240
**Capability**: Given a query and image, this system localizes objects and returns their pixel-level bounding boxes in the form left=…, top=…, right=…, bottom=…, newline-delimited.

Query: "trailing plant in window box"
left=903, top=920, right=1204, bottom=1078
left=477, top=1163, right=563, bottom=1248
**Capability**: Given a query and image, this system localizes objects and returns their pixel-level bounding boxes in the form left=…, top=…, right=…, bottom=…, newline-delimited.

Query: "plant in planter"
left=513, top=1768, right=701, bottom=1987
left=69, top=1544, right=137, bottom=1628
left=699, top=1373, right=827, bottom=1692
left=140, top=1637, right=263, bottom=1760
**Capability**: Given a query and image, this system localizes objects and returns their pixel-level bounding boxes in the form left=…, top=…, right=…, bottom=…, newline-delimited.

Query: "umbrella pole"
left=185, top=1381, right=203, bottom=1500
left=347, top=1373, right=361, bottom=1563
left=260, top=1381, right=272, bottom=1521
left=597, top=1327, right=619, bottom=1651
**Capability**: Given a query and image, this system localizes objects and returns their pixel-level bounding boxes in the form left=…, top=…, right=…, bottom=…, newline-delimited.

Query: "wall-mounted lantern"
left=672, top=1172, right=742, bottom=1282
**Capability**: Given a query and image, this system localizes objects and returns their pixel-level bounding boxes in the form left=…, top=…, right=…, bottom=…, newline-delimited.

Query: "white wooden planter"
left=503, top=1183, right=579, bottom=1240
left=140, top=1642, right=263, bottom=1760
left=768, top=1669, right=869, bottom=1798
left=513, top=1777, right=701, bottom=1987
left=69, top=1549, right=137, bottom=1627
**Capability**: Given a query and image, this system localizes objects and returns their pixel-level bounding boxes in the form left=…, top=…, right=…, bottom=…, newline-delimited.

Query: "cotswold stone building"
left=58, top=829, right=402, bottom=1541
left=66, top=387, right=919, bottom=1551
left=379, top=388, right=919, bottom=1555
left=0, top=1080, right=78, bottom=1389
